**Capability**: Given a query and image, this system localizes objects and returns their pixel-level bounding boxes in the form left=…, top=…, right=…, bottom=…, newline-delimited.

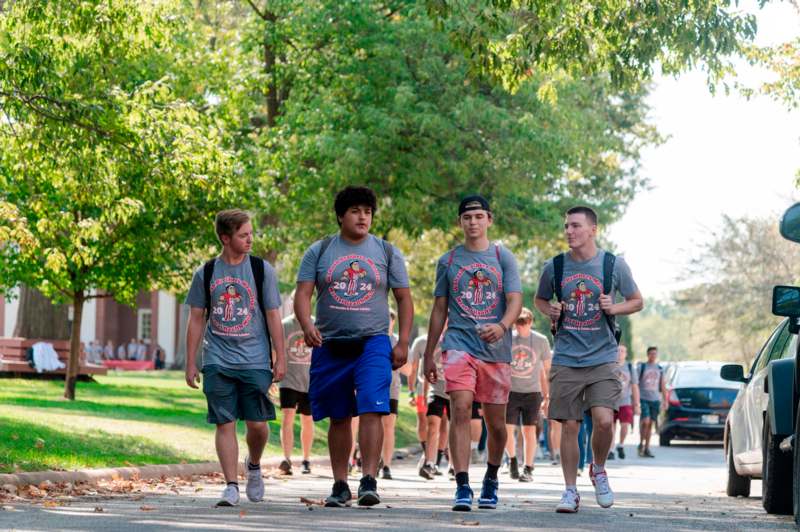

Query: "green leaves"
left=0, top=0, right=237, bottom=305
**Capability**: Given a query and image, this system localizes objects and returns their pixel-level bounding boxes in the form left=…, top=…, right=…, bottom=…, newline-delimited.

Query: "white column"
left=157, top=291, right=176, bottom=365
left=3, top=286, right=20, bottom=337
left=79, top=296, right=97, bottom=343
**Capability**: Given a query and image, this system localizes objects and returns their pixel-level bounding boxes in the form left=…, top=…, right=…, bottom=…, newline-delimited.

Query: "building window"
left=137, top=309, right=152, bottom=341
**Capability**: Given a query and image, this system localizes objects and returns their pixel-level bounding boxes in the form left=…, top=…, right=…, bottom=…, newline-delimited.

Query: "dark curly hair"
left=334, top=186, right=378, bottom=225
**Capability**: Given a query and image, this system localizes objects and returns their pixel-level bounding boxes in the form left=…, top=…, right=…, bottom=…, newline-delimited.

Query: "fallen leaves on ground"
left=94, top=507, right=104, bottom=513
left=300, top=497, right=325, bottom=506
left=139, top=505, right=156, bottom=511
left=456, top=519, right=480, bottom=526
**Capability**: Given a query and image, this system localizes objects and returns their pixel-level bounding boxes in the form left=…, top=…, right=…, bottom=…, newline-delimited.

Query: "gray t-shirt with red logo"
left=615, top=361, right=639, bottom=407
left=297, top=234, right=409, bottom=340
left=434, top=244, right=521, bottom=363
left=280, top=314, right=312, bottom=393
left=185, top=256, right=281, bottom=370
left=536, top=250, right=638, bottom=368
left=510, top=330, right=552, bottom=393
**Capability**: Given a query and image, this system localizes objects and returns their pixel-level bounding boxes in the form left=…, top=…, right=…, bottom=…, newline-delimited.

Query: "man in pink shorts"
left=424, top=195, right=522, bottom=512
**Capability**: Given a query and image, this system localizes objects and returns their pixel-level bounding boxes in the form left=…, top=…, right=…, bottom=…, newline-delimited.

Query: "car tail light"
left=668, top=389, right=681, bottom=406
left=673, top=417, right=689, bottom=422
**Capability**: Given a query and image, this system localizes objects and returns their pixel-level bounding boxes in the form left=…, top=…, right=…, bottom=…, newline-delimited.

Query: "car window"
left=778, top=333, right=798, bottom=361
left=754, top=320, right=789, bottom=373
left=767, top=321, right=793, bottom=364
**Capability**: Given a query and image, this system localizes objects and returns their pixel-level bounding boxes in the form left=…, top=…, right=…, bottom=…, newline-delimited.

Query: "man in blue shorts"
left=294, top=186, right=414, bottom=507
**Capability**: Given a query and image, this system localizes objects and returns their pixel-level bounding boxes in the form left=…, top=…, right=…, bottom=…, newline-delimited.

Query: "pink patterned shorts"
left=442, top=350, right=511, bottom=405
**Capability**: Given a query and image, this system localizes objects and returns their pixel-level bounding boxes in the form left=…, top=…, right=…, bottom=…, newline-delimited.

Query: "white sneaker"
left=216, top=484, right=240, bottom=507
left=589, top=464, right=614, bottom=508
left=244, top=456, right=264, bottom=502
left=555, top=489, right=580, bottom=513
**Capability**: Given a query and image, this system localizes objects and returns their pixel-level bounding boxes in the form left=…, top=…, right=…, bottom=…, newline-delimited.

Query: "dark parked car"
left=658, top=361, right=741, bottom=447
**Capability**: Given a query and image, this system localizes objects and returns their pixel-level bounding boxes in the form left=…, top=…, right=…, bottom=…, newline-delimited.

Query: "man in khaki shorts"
left=535, top=206, right=643, bottom=513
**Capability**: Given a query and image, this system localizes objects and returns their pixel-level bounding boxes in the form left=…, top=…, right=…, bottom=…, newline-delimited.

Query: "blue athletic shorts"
left=309, top=335, right=392, bottom=421
left=640, top=399, right=660, bottom=420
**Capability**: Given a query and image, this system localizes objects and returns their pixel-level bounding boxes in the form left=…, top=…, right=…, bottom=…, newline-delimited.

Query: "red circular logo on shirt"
left=209, top=276, right=255, bottom=335
left=286, top=330, right=311, bottom=365
left=326, top=254, right=380, bottom=307
left=561, top=273, right=603, bottom=329
left=452, top=262, right=503, bottom=318
left=511, top=342, right=537, bottom=379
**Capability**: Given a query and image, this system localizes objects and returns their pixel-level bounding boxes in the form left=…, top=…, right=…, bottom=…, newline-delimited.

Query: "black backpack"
left=202, top=255, right=272, bottom=365
left=551, top=251, right=621, bottom=344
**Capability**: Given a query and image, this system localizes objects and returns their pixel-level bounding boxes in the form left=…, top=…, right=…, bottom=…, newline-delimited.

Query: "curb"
left=0, top=455, right=331, bottom=488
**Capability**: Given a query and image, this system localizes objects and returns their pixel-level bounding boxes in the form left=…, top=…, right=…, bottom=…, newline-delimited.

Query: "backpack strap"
left=550, top=253, right=565, bottom=335
left=382, top=239, right=394, bottom=279
left=447, top=247, right=457, bottom=268
left=602, top=251, right=617, bottom=341
left=495, top=243, right=500, bottom=262
left=203, top=258, right=216, bottom=321
left=639, top=362, right=645, bottom=381
left=314, top=236, right=335, bottom=274
left=248, top=255, right=273, bottom=368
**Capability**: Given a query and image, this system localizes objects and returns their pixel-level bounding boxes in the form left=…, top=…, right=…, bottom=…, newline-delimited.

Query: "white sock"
left=566, top=485, right=577, bottom=492
left=593, top=462, right=605, bottom=473
left=470, top=442, right=478, bottom=450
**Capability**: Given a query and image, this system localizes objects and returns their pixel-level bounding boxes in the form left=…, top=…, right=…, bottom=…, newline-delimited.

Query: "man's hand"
left=634, top=404, right=641, bottom=416
left=547, top=301, right=565, bottom=321
left=424, top=355, right=438, bottom=384
left=408, top=394, right=417, bottom=407
left=391, top=341, right=408, bottom=370
left=599, top=294, right=616, bottom=315
left=272, top=356, right=287, bottom=382
left=302, top=324, right=323, bottom=348
left=478, top=323, right=505, bottom=343
left=185, top=365, right=200, bottom=389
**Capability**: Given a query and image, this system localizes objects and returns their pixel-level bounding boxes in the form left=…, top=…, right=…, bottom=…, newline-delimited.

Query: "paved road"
left=1, top=442, right=794, bottom=531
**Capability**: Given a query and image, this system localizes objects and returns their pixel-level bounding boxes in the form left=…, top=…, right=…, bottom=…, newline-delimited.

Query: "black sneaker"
left=357, top=475, right=380, bottom=506
left=324, top=480, right=352, bottom=507
left=448, top=467, right=455, bottom=481
left=509, top=457, right=520, bottom=480
left=643, top=448, right=655, bottom=458
left=301, top=460, right=312, bottom=474
left=434, top=464, right=443, bottom=476
left=278, top=459, right=293, bottom=475
left=519, top=465, right=533, bottom=483
left=637, top=443, right=644, bottom=457
left=617, top=446, right=625, bottom=460
left=381, top=465, right=392, bottom=480
left=419, top=463, right=435, bottom=480
left=607, top=452, right=616, bottom=460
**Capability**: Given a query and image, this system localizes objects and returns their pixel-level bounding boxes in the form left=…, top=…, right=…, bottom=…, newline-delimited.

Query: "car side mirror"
left=720, top=364, right=746, bottom=383
left=780, top=203, right=800, bottom=243
left=773, top=286, right=800, bottom=320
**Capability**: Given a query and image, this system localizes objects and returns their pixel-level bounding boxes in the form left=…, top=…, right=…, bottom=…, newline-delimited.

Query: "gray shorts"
left=548, top=362, right=621, bottom=422
left=202, top=365, right=276, bottom=425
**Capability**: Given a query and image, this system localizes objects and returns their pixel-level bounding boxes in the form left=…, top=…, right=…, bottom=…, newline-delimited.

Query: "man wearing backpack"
left=185, top=209, right=286, bottom=507
left=424, top=194, right=522, bottom=512
left=294, top=186, right=413, bottom=508
left=535, top=206, right=643, bottom=513
left=613, top=345, right=639, bottom=459
left=638, top=346, right=666, bottom=458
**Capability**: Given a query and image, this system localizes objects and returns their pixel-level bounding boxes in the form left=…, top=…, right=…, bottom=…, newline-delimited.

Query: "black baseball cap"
left=458, top=194, right=491, bottom=216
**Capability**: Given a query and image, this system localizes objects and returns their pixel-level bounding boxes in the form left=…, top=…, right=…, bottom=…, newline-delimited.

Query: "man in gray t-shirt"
left=277, top=314, right=314, bottom=476
left=184, top=209, right=286, bottom=508
left=534, top=206, right=643, bottom=513
left=294, top=186, right=414, bottom=508
left=505, top=308, right=551, bottom=481
left=423, top=194, right=522, bottom=511
left=612, top=345, right=639, bottom=460
left=637, top=346, right=666, bottom=458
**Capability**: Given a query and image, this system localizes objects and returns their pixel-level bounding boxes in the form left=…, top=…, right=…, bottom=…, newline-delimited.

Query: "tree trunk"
left=13, top=284, right=71, bottom=340
left=63, top=292, right=84, bottom=400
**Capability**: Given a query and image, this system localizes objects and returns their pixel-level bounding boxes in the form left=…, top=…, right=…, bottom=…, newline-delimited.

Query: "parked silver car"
left=722, top=317, right=797, bottom=514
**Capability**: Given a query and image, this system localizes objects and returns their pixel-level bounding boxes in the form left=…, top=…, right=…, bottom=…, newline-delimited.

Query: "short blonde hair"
left=516, top=307, right=533, bottom=324
left=215, top=209, right=250, bottom=243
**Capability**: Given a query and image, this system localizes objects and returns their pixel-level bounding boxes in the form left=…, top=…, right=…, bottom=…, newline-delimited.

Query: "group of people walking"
left=184, top=185, right=644, bottom=514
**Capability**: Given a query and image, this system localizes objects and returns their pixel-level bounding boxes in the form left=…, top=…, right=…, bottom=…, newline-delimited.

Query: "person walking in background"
left=638, top=346, right=666, bottom=458
left=614, top=345, right=639, bottom=459
left=278, top=310, right=315, bottom=476
left=103, top=340, right=114, bottom=360
left=504, top=307, right=551, bottom=483
left=381, top=309, right=401, bottom=480
left=185, top=209, right=286, bottom=507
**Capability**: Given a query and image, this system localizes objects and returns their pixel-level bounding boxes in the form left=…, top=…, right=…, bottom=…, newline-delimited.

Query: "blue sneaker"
left=478, top=477, right=498, bottom=509
left=452, top=484, right=473, bottom=512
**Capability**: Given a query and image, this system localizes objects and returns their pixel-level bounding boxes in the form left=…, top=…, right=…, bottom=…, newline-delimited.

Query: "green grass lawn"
left=0, top=371, right=419, bottom=473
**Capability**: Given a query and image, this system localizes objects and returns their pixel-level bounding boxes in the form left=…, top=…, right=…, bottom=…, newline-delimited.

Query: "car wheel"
left=659, top=433, right=671, bottom=447
left=762, top=416, right=793, bottom=514
left=726, top=433, right=750, bottom=497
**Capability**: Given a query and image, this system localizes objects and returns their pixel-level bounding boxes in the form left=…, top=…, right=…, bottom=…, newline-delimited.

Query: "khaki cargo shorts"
left=547, top=362, right=622, bottom=421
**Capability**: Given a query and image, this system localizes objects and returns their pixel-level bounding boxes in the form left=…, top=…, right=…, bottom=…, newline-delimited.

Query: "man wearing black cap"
left=424, top=195, right=522, bottom=512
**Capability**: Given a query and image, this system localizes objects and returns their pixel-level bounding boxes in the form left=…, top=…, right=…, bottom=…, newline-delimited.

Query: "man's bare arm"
left=423, top=296, right=448, bottom=383
left=266, top=308, right=286, bottom=381
left=185, top=307, right=205, bottom=388
left=294, top=281, right=322, bottom=347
